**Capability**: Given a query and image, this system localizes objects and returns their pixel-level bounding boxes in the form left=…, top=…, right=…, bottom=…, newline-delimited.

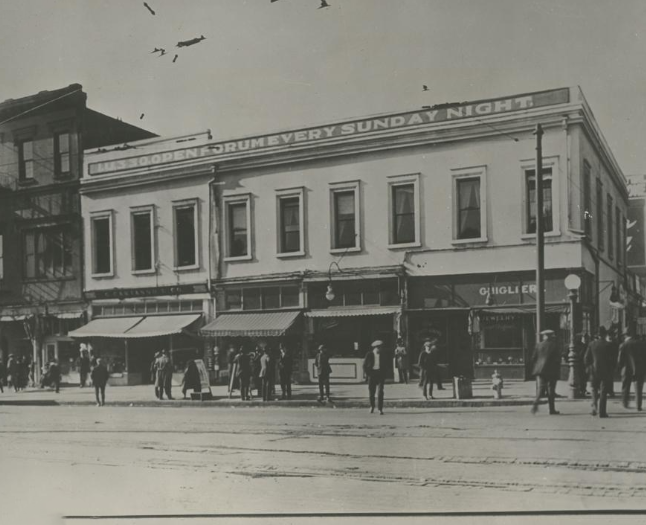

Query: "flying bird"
left=143, top=2, right=155, bottom=15
left=176, top=35, right=206, bottom=48
left=319, top=0, right=330, bottom=8
left=140, top=113, right=145, bottom=120
left=423, top=85, right=429, bottom=91
left=173, top=54, right=178, bottom=63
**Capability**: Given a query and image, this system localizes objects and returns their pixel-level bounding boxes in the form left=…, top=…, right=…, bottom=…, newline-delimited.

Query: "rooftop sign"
left=88, top=88, right=570, bottom=176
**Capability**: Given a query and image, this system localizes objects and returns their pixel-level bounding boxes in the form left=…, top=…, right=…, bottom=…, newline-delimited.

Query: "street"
left=2, top=400, right=646, bottom=523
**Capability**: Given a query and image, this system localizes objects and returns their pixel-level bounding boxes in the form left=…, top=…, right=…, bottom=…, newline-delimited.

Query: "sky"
left=1, top=0, right=646, bottom=174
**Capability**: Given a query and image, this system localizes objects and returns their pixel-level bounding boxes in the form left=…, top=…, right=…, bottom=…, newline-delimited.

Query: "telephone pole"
left=535, top=124, right=545, bottom=343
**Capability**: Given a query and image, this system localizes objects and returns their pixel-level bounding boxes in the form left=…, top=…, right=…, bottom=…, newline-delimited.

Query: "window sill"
left=223, top=255, right=253, bottom=263
left=17, top=179, right=38, bottom=187
left=521, top=231, right=561, bottom=240
left=91, top=273, right=114, bottom=279
left=330, top=246, right=361, bottom=254
left=132, top=269, right=157, bottom=276
left=451, top=237, right=488, bottom=245
left=388, top=241, right=421, bottom=250
left=276, top=251, right=306, bottom=259
left=173, top=264, right=201, bottom=272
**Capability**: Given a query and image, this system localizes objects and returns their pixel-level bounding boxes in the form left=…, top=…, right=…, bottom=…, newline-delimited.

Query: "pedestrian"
left=418, top=338, right=440, bottom=400
left=607, top=327, right=620, bottom=398
left=48, top=359, right=61, bottom=393
left=363, top=340, right=386, bottom=414
left=617, top=330, right=645, bottom=411
left=18, top=356, right=29, bottom=390
left=88, top=349, right=97, bottom=387
left=79, top=344, right=90, bottom=388
left=154, top=351, right=168, bottom=400
left=226, top=344, right=237, bottom=392
left=259, top=346, right=273, bottom=402
left=251, top=347, right=262, bottom=398
left=531, top=329, right=561, bottom=415
left=315, top=344, right=332, bottom=402
left=277, top=343, right=292, bottom=400
left=0, top=358, right=5, bottom=393
left=584, top=327, right=615, bottom=418
left=162, top=350, right=174, bottom=400
left=394, top=337, right=408, bottom=384
left=7, top=354, right=18, bottom=392
left=91, top=358, right=109, bottom=406
left=235, top=346, right=252, bottom=401
left=181, top=359, right=201, bottom=399
left=151, top=352, right=162, bottom=399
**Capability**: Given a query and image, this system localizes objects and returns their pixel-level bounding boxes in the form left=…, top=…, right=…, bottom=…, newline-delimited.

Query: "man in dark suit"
left=259, top=346, right=273, bottom=402
left=617, top=331, right=646, bottom=411
left=585, top=328, right=615, bottom=418
left=531, top=329, right=561, bottom=415
left=277, top=343, right=293, bottom=400
left=315, top=345, right=332, bottom=402
left=363, top=340, right=386, bottom=415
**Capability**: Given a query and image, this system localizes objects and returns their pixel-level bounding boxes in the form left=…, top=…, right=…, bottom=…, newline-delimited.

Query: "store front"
left=407, top=270, right=593, bottom=380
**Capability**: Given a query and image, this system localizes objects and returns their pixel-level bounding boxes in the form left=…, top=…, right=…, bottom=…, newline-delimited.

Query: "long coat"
left=618, top=337, right=646, bottom=380
left=259, top=353, right=273, bottom=379
left=394, top=346, right=408, bottom=369
left=91, top=363, right=109, bottom=387
left=532, top=339, right=561, bottom=380
left=315, top=351, right=332, bottom=378
left=584, top=339, right=616, bottom=382
left=154, top=355, right=172, bottom=388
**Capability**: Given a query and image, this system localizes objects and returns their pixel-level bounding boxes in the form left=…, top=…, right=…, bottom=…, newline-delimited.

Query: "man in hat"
left=259, top=346, right=274, bottom=402
left=531, top=329, right=561, bottom=415
left=91, top=358, right=109, bottom=406
left=315, top=344, right=332, bottom=402
left=363, top=340, right=386, bottom=414
left=418, top=337, right=440, bottom=400
left=617, top=329, right=646, bottom=410
left=584, top=327, right=615, bottom=417
left=394, top=337, right=408, bottom=384
left=79, top=344, right=90, bottom=388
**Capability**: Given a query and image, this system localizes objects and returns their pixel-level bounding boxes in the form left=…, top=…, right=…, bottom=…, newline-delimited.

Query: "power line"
left=0, top=87, right=83, bottom=127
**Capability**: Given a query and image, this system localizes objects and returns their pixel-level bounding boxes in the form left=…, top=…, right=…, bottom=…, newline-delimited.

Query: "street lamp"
left=325, top=261, right=342, bottom=302
left=564, top=273, right=582, bottom=400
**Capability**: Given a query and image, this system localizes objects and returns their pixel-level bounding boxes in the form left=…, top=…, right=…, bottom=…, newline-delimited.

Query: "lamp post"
left=564, top=273, right=582, bottom=400
left=325, top=261, right=342, bottom=302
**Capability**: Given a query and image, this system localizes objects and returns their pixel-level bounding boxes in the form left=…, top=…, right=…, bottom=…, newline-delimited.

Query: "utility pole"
left=535, top=124, right=545, bottom=344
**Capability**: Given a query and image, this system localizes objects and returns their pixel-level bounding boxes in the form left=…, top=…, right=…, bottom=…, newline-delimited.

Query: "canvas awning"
left=68, top=314, right=201, bottom=339
left=122, top=314, right=201, bottom=338
left=200, top=311, right=301, bottom=337
left=305, top=306, right=401, bottom=318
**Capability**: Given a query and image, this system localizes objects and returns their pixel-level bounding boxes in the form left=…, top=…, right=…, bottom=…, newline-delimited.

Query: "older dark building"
left=0, top=83, right=155, bottom=383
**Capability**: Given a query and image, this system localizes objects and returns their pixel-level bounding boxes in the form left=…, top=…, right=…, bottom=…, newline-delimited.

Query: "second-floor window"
left=456, top=178, right=481, bottom=240
left=333, top=189, right=357, bottom=249
left=132, top=208, right=154, bottom=272
left=18, top=140, right=34, bottom=181
left=54, top=132, right=71, bottom=176
left=174, top=202, right=198, bottom=268
left=279, top=196, right=301, bottom=254
left=23, top=228, right=73, bottom=279
left=391, top=183, right=416, bottom=244
left=226, top=199, right=250, bottom=259
left=583, top=163, right=592, bottom=239
left=91, top=213, right=113, bottom=275
left=525, top=168, right=553, bottom=234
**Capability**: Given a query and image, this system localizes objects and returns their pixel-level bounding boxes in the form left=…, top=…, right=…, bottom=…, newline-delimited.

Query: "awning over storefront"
left=305, top=306, right=401, bottom=318
left=200, top=311, right=301, bottom=337
left=473, top=304, right=568, bottom=315
left=68, top=317, right=144, bottom=338
left=68, top=314, right=202, bottom=339
left=122, top=314, right=201, bottom=338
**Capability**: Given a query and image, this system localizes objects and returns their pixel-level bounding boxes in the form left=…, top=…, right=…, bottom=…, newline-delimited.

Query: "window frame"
left=276, top=187, right=305, bottom=258
left=596, top=179, right=604, bottom=252
left=451, top=166, right=488, bottom=244
left=130, top=205, right=156, bottom=274
left=583, top=161, right=592, bottom=240
left=54, top=131, right=71, bottom=177
left=17, top=139, right=35, bottom=181
left=172, top=199, right=200, bottom=270
left=387, top=173, right=421, bottom=249
left=90, top=210, right=114, bottom=278
left=520, top=157, right=561, bottom=239
left=223, top=194, right=252, bottom=262
left=607, top=194, right=614, bottom=260
left=22, top=228, right=74, bottom=281
left=329, top=181, right=361, bottom=253
left=616, top=206, right=622, bottom=267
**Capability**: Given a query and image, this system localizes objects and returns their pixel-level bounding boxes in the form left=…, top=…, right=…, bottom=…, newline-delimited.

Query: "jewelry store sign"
left=89, top=88, right=569, bottom=176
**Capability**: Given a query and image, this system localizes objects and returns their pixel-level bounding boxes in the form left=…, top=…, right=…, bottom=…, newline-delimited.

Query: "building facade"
left=76, top=86, right=630, bottom=384
left=72, top=132, right=214, bottom=385
left=0, top=84, right=154, bottom=383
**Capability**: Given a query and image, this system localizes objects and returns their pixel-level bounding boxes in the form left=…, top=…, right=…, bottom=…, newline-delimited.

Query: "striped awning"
left=200, top=311, right=301, bottom=337
left=305, top=306, right=401, bottom=318
left=68, top=314, right=201, bottom=339
left=68, top=317, right=144, bottom=338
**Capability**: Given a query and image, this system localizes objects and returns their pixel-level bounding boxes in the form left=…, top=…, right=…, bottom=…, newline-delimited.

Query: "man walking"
left=418, top=338, right=440, bottom=400
left=49, top=359, right=61, bottom=394
left=235, top=346, right=252, bottom=401
left=277, top=343, right=292, bottom=400
left=531, top=329, right=561, bottom=415
left=394, top=337, right=408, bottom=384
left=7, top=354, right=18, bottom=392
left=617, top=330, right=646, bottom=411
left=584, top=327, right=615, bottom=418
left=315, top=344, right=332, bottom=402
left=151, top=352, right=161, bottom=399
left=259, top=346, right=273, bottom=402
left=79, top=345, right=90, bottom=388
left=91, top=358, right=109, bottom=406
left=363, top=340, right=386, bottom=415
left=162, top=350, right=174, bottom=400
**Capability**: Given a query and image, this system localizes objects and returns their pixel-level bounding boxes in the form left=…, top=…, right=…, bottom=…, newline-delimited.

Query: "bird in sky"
left=423, top=85, right=429, bottom=91
left=173, top=54, right=178, bottom=63
left=140, top=113, right=145, bottom=120
left=319, top=0, right=330, bottom=8
left=177, top=35, right=206, bottom=48
left=143, top=2, right=155, bottom=15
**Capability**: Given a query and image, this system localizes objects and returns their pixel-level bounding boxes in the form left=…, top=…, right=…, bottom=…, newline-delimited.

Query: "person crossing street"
left=363, top=340, right=386, bottom=415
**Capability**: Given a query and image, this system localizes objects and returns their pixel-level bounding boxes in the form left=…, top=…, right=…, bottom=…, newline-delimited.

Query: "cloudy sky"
left=2, top=0, right=645, bottom=174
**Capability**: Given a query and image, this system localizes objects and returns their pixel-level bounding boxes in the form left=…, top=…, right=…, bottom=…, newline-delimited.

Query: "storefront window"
left=243, top=288, right=261, bottom=310
left=263, top=287, right=280, bottom=309
left=482, top=319, right=522, bottom=348
left=281, top=286, right=300, bottom=307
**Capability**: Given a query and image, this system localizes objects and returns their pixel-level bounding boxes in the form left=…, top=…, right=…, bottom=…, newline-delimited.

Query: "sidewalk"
left=0, top=379, right=609, bottom=408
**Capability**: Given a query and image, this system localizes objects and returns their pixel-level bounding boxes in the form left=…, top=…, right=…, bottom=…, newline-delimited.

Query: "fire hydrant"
left=491, top=369, right=503, bottom=399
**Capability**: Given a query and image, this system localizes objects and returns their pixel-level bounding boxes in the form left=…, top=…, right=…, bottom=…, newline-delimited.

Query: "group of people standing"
left=0, top=354, right=33, bottom=393
left=151, top=350, right=174, bottom=400
left=531, top=327, right=646, bottom=418
left=227, top=343, right=293, bottom=402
